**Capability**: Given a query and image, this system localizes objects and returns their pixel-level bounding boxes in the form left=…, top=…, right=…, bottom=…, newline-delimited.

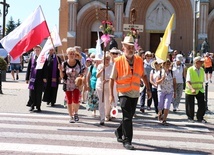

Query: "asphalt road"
left=0, top=63, right=214, bottom=154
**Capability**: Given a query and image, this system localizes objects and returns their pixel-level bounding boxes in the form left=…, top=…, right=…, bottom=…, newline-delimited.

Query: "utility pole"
left=193, top=0, right=200, bottom=59
left=0, top=0, right=10, bottom=37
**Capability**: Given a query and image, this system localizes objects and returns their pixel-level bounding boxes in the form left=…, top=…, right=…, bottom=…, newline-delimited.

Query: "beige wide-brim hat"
left=151, top=60, right=158, bottom=69
left=121, top=36, right=135, bottom=46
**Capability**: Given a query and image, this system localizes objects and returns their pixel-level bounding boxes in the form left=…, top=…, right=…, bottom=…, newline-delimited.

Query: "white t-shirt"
left=172, top=63, right=185, bottom=83
left=150, top=69, right=159, bottom=89
left=10, top=55, right=21, bottom=64
left=96, top=63, right=113, bottom=89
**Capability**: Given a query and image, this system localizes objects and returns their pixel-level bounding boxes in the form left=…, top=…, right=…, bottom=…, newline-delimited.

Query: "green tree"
left=6, top=16, right=16, bottom=35
left=16, top=19, right=21, bottom=27
left=5, top=17, right=21, bottom=35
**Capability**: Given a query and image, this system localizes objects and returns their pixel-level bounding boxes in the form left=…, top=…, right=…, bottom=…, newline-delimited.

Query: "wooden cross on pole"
left=130, top=8, right=139, bottom=49
left=100, top=2, right=111, bottom=23
left=130, top=8, right=137, bottom=25
left=100, top=2, right=111, bottom=102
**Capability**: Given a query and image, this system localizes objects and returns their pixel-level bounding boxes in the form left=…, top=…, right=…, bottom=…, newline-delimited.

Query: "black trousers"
left=28, top=84, right=44, bottom=109
left=152, top=88, right=158, bottom=114
left=185, top=91, right=206, bottom=121
left=116, top=96, right=138, bottom=143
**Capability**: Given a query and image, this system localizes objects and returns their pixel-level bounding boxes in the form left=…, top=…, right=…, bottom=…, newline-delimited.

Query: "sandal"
left=162, top=120, right=168, bottom=126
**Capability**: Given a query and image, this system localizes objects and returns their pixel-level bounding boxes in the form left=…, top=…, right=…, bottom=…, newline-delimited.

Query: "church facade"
left=59, top=0, right=214, bottom=55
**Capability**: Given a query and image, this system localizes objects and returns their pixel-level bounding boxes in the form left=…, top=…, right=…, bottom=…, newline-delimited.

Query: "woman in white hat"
left=140, top=51, right=153, bottom=112
left=96, top=53, right=113, bottom=125
left=109, top=47, right=121, bottom=108
left=109, top=47, right=121, bottom=63
left=86, top=54, right=102, bottom=115
left=149, top=60, right=161, bottom=115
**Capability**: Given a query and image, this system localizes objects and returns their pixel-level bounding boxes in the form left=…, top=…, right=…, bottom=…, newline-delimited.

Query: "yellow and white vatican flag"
left=155, top=14, right=175, bottom=63
left=36, top=26, right=62, bottom=69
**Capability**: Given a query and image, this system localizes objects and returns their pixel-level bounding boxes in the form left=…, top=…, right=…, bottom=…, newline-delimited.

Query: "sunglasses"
left=146, top=55, right=152, bottom=57
left=112, top=53, right=118, bottom=55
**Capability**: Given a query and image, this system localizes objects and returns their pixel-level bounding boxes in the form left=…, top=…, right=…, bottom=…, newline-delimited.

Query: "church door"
left=150, top=33, right=164, bottom=53
left=91, top=32, right=102, bottom=48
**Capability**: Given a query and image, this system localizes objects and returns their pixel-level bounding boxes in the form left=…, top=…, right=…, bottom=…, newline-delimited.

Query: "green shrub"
left=0, top=57, right=7, bottom=70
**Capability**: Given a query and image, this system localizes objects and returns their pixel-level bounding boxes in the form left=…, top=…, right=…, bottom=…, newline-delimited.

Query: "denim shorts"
left=10, top=63, right=20, bottom=71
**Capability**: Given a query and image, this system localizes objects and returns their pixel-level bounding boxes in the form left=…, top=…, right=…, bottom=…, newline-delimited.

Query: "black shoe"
left=26, top=103, right=32, bottom=107
left=47, top=102, right=50, bottom=105
left=197, top=119, right=207, bottom=123
left=140, top=108, right=145, bottom=113
left=51, top=103, right=55, bottom=107
left=34, top=108, right=41, bottom=112
left=16, top=75, right=19, bottom=80
left=188, top=119, right=195, bottom=123
left=29, top=107, right=34, bottom=111
left=114, top=130, right=123, bottom=143
left=100, top=120, right=104, bottom=125
left=74, top=114, right=79, bottom=122
left=123, top=142, right=134, bottom=150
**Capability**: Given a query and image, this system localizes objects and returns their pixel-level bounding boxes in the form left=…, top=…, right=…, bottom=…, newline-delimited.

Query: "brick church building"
left=59, top=0, right=214, bottom=55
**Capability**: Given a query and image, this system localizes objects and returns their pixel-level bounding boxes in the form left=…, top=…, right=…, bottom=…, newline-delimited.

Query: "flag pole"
left=39, top=6, right=60, bottom=64
left=61, top=50, right=66, bottom=61
left=100, top=2, right=111, bottom=103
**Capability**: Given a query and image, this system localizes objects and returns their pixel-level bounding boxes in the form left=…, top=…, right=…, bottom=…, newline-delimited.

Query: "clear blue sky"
left=1, top=0, right=60, bottom=30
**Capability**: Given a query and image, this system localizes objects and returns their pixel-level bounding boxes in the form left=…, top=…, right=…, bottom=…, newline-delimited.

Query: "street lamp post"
left=0, top=0, right=9, bottom=37
left=0, top=0, right=9, bottom=94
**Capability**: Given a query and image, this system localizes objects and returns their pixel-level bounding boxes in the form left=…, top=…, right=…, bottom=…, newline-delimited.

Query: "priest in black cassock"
left=26, top=45, right=47, bottom=112
left=42, top=48, right=61, bottom=106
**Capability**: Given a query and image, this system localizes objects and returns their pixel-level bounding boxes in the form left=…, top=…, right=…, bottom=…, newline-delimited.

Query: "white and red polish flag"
left=0, top=6, right=50, bottom=59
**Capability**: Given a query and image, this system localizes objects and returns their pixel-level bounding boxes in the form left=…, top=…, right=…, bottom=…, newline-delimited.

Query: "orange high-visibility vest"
left=115, top=55, right=143, bottom=93
left=204, top=57, right=212, bottom=68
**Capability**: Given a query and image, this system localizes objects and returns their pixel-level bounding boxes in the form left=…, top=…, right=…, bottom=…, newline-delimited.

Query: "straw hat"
left=121, top=36, right=135, bottom=46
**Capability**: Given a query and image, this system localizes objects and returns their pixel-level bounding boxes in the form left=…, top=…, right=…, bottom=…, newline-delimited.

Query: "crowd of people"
left=17, top=36, right=212, bottom=150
